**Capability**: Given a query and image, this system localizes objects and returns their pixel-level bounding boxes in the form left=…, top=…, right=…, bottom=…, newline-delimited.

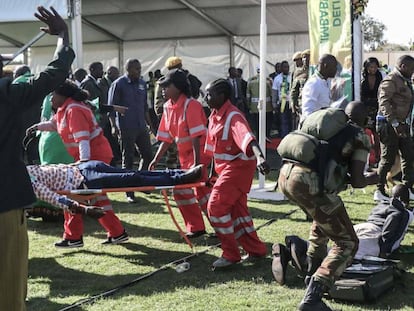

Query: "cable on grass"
left=57, top=208, right=299, bottom=310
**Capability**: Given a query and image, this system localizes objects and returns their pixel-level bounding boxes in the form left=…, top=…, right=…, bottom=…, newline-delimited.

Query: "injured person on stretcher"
left=27, top=160, right=204, bottom=218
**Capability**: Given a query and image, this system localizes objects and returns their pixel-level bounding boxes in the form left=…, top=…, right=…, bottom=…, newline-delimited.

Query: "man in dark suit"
left=80, top=62, right=104, bottom=102
left=237, top=67, right=247, bottom=100
left=227, top=66, right=247, bottom=114
left=98, top=66, right=121, bottom=165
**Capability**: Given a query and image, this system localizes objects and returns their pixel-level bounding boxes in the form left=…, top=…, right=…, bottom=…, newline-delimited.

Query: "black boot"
left=298, top=276, right=332, bottom=311
left=304, top=256, right=323, bottom=286
left=285, top=235, right=308, bottom=276
left=178, top=164, right=203, bottom=184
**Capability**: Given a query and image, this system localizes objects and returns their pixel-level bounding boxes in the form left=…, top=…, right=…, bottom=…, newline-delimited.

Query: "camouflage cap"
left=292, top=51, right=302, bottom=61
left=301, top=49, right=311, bottom=56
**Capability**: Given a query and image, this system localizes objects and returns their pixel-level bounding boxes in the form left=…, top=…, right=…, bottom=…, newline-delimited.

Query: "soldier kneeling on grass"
left=273, top=184, right=412, bottom=289
left=275, top=101, right=378, bottom=311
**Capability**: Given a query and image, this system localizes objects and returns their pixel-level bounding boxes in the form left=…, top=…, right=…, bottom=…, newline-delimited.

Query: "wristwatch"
left=391, top=120, right=400, bottom=128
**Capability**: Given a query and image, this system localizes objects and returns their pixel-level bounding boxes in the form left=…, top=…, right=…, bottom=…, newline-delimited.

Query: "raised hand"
left=34, top=6, right=68, bottom=37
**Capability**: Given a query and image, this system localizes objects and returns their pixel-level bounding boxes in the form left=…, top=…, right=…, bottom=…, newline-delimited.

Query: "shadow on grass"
left=27, top=245, right=277, bottom=310
left=26, top=297, right=66, bottom=311
left=109, top=196, right=168, bottom=215
left=28, top=247, right=414, bottom=311
left=27, top=216, right=201, bottom=246
left=26, top=186, right=414, bottom=310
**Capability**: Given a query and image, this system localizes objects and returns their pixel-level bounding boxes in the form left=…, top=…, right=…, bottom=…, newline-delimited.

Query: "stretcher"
left=57, top=182, right=206, bottom=251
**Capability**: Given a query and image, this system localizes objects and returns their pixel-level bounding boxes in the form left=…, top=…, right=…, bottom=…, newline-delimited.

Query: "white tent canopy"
left=0, top=0, right=309, bottom=86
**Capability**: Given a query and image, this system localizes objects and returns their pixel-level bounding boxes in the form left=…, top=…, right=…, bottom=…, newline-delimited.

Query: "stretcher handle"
left=57, top=182, right=206, bottom=195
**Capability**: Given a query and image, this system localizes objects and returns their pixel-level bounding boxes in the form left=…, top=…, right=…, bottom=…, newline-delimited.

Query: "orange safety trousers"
left=63, top=194, right=124, bottom=240
left=172, top=164, right=211, bottom=233
left=207, top=181, right=266, bottom=262
left=173, top=184, right=211, bottom=233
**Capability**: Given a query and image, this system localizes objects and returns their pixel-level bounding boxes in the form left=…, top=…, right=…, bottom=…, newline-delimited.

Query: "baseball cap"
left=158, top=68, right=189, bottom=92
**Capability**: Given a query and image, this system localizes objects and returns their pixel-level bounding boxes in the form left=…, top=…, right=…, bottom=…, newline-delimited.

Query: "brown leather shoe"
left=271, top=243, right=291, bottom=285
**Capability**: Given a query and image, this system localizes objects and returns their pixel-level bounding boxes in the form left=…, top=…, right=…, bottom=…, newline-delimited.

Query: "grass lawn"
left=26, top=183, right=414, bottom=311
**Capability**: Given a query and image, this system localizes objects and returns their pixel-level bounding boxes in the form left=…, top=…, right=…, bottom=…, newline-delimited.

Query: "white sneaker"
left=373, top=189, right=390, bottom=202
left=212, top=257, right=237, bottom=269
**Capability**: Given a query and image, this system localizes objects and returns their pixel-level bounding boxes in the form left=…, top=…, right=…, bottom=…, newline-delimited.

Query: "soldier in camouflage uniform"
left=290, top=49, right=310, bottom=129
left=277, top=101, right=378, bottom=311
left=246, top=66, right=273, bottom=139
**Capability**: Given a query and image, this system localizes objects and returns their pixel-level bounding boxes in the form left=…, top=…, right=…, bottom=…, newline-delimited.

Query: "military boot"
left=298, top=276, right=332, bottom=311
left=304, top=256, right=323, bottom=286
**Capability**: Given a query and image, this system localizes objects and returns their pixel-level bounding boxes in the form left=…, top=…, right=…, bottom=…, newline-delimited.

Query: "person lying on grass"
left=273, top=184, right=413, bottom=286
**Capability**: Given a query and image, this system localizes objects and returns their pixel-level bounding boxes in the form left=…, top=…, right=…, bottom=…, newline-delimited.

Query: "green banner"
left=307, top=0, right=352, bottom=67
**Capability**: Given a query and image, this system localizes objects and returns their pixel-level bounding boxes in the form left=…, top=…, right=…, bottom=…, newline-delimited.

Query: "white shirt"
left=300, top=73, right=331, bottom=121
left=229, top=78, right=239, bottom=99
left=272, top=73, right=292, bottom=104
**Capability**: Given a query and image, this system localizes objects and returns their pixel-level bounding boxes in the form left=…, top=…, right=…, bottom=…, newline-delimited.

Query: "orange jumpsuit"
left=205, top=100, right=266, bottom=262
left=53, top=99, right=124, bottom=240
left=157, top=94, right=211, bottom=233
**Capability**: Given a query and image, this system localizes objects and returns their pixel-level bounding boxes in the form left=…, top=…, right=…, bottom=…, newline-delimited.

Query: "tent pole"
left=3, top=31, right=46, bottom=66
left=229, top=36, right=235, bottom=67
left=353, top=17, right=362, bottom=101
left=69, top=0, right=83, bottom=69
left=118, top=40, right=124, bottom=71
left=258, top=0, right=267, bottom=189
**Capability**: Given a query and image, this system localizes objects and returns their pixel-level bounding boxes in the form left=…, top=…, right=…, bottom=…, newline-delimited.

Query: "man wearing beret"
left=154, top=56, right=202, bottom=116
left=291, top=49, right=311, bottom=128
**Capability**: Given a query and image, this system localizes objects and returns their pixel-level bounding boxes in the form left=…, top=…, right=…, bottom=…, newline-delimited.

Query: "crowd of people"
left=1, top=6, right=271, bottom=310
left=2, top=5, right=414, bottom=311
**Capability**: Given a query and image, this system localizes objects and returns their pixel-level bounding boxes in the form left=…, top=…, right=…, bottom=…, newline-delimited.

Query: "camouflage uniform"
left=290, top=66, right=309, bottom=129
left=377, top=68, right=414, bottom=191
left=278, top=126, right=371, bottom=289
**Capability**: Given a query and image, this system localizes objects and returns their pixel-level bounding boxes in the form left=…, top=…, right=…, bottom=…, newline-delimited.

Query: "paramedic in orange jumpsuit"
left=149, top=69, right=211, bottom=238
left=204, top=78, right=270, bottom=268
left=29, top=80, right=127, bottom=247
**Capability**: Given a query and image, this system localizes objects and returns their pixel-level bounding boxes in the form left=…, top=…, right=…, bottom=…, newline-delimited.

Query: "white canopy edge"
left=0, top=0, right=67, bottom=22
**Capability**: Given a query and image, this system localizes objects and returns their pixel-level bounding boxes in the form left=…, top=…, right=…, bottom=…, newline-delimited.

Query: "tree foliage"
left=361, top=14, right=386, bottom=51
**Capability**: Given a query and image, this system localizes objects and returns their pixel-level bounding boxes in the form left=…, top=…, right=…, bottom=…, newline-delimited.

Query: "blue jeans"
left=77, top=161, right=188, bottom=189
